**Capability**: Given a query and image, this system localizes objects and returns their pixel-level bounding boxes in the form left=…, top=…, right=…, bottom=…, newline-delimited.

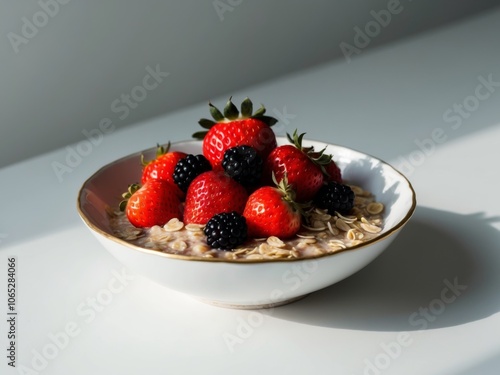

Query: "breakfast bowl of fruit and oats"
left=77, top=97, right=416, bottom=309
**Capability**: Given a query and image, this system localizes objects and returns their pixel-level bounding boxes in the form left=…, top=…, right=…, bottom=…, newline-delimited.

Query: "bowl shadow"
left=265, top=206, right=500, bottom=331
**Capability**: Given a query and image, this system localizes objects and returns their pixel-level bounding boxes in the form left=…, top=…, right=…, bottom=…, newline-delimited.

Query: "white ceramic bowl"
left=77, top=138, right=416, bottom=309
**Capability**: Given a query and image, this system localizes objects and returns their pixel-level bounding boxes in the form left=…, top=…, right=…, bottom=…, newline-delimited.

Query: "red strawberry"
left=119, top=180, right=182, bottom=228
left=310, top=151, right=342, bottom=183
left=141, top=143, right=187, bottom=198
left=183, top=171, right=248, bottom=225
left=243, top=176, right=302, bottom=239
left=263, top=131, right=331, bottom=202
left=323, top=159, right=342, bottom=183
left=193, top=97, right=278, bottom=169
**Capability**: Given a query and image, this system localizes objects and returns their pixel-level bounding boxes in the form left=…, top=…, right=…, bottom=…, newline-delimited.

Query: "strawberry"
left=141, top=143, right=187, bottom=198
left=310, top=151, right=342, bottom=184
left=323, top=159, right=342, bottom=184
left=193, top=97, right=278, bottom=169
left=119, top=180, right=182, bottom=228
left=243, top=175, right=303, bottom=239
left=262, top=130, right=331, bottom=202
left=183, top=171, right=248, bottom=225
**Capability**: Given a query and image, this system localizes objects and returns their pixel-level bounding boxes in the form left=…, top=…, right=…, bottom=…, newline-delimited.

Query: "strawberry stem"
left=240, top=97, right=253, bottom=117
left=141, top=142, right=171, bottom=167
left=194, top=97, right=279, bottom=140
left=223, top=97, right=239, bottom=120
left=272, top=172, right=310, bottom=217
left=119, top=183, right=141, bottom=211
left=198, top=118, right=216, bottom=129
left=287, top=129, right=333, bottom=169
left=192, top=131, right=208, bottom=140
left=209, top=102, right=224, bottom=122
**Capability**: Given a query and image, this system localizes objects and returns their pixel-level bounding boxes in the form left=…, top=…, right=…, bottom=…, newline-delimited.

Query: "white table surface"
left=2, top=8, right=500, bottom=375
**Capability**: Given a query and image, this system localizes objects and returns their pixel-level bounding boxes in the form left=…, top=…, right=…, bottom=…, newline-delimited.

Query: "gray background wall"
left=1, top=0, right=499, bottom=168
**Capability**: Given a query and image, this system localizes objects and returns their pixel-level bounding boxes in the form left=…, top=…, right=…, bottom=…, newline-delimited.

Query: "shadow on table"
left=267, top=206, right=500, bottom=331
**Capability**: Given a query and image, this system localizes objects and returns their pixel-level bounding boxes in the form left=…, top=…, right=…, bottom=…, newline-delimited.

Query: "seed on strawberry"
left=120, top=180, right=182, bottom=228
left=243, top=175, right=304, bottom=239
left=183, top=170, right=248, bottom=225
left=222, top=145, right=263, bottom=187
left=204, top=211, right=248, bottom=250
left=141, top=142, right=187, bottom=198
left=172, top=154, right=212, bottom=193
left=193, top=97, right=278, bottom=169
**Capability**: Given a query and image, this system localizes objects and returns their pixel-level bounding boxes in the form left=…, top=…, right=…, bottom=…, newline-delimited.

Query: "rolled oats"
left=360, top=222, right=382, bottom=234
left=350, top=185, right=364, bottom=196
left=246, top=254, right=264, bottom=260
left=335, top=218, right=351, bottom=232
left=170, top=240, right=187, bottom=251
left=367, top=202, right=384, bottom=215
left=297, top=234, right=316, bottom=239
left=346, top=228, right=363, bottom=241
left=327, top=221, right=340, bottom=236
left=267, top=236, right=285, bottom=248
left=328, top=239, right=347, bottom=249
left=164, top=218, right=184, bottom=232
left=299, top=238, right=317, bottom=245
left=185, top=223, right=204, bottom=232
left=302, top=224, right=326, bottom=232
left=335, top=212, right=357, bottom=223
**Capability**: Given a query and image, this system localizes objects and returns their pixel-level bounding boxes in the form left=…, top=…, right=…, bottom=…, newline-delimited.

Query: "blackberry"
left=313, top=181, right=354, bottom=215
left=204, top=211, right=248, bottom=250
left=173, top=154, right=211, bottom=192
left=222, top=146, right=263, bottom=186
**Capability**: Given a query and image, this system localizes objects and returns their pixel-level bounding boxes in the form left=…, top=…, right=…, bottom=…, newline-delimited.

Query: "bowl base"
left=197, top=294, right=309, bottom=310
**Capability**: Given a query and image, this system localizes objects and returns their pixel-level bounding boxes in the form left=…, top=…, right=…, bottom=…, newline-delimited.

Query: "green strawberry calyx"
left=193, top=97, right=278, bottom=140
left=286, top=129, right=333, bottom=176
left=140, top=142, right=171, bottom=167
left=272, top=172, right=310, bottom=218
left=119, top=183, right=141, bottom=211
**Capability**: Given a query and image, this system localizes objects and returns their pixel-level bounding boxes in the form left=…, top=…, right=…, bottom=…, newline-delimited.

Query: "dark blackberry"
left=173, top=154, right=211, bottom=192
left=222, top=146, right=263, bottom=186
left=313, top=182, right=354, bottom=215
left=204, top=211, right=248, bottom=250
